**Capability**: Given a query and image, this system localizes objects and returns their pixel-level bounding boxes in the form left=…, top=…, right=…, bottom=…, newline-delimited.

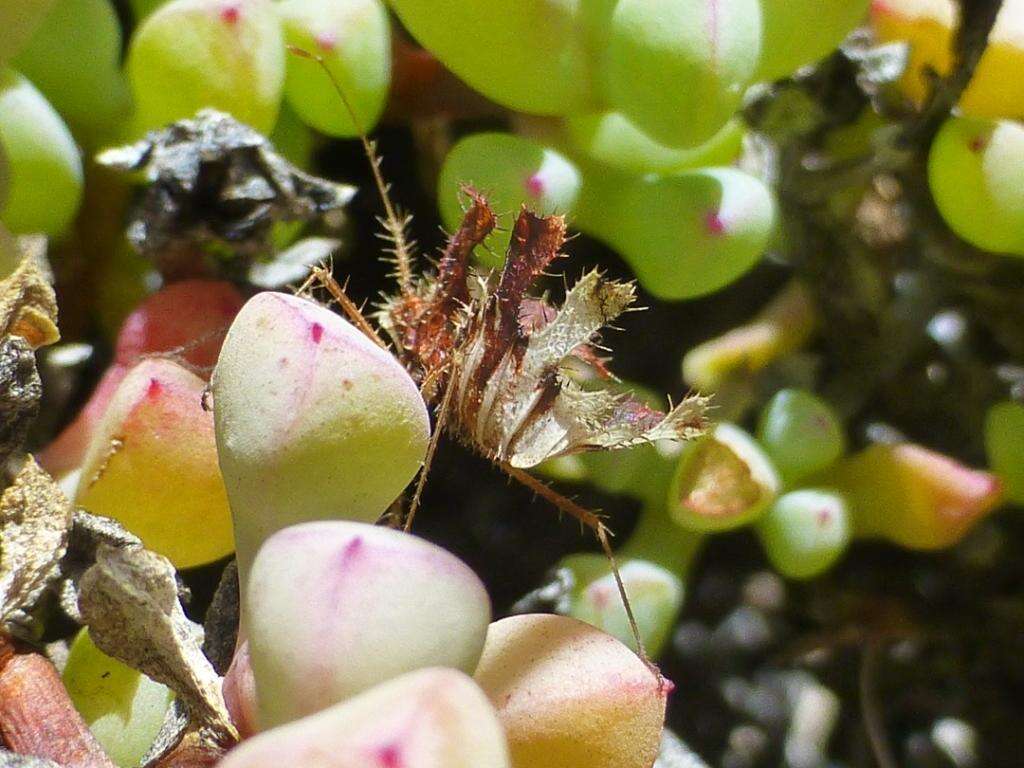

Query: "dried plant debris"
left=0, top=338, right=41, bottom=470
left=77, top=544, right=236, bottom=744
left=0, top=237, right=59, bottom=350
left=98, top=109, right=354, bottom=262
left=377, top=191, right=708, bottom=469
left=0, top=456, right=73, bottom=628
left=55, top=510, right=143, bottom=624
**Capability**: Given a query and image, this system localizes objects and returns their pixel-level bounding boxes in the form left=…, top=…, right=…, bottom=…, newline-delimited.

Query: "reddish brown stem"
left=0, top=634, right=116, bottom=768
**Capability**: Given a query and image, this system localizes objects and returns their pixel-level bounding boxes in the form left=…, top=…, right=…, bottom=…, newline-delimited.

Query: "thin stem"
left=305, top=265, right=388, bottom=349
left=899, top=0, right=1004, bottom=148
left=500, top=463, right=656, bottom=677
left=288, top=47, right=416, bottom=295
left=860, top=641, right=899, bottom=768
left=404, top=364, right=456, bottom=532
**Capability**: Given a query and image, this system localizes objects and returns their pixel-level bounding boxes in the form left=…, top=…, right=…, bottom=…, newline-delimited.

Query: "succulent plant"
left=75, top=357, right=234, bottom=568
left=474, top=614, right=667, bottom=768
left=219, top=668, right=511, bottom=768
left=244, top=520, right=491, bottom=728
left=211, top=291, right=430, bottom=580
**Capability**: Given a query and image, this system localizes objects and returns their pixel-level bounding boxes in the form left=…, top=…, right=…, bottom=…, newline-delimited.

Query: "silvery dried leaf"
left=248, top=237, right=340, bottom=289
left=55, top=510, right=143, bottom=623
left=509, top=565, right=574, bottom=616
left=0, top=455, right=73, bottom=625
left=98, top=109, right=354, bottom=262
left=0, top=337, right=41, bottom=469
left=78, top=544, right=236, bottom=743
left=0, top=752, right=61, bottom=768
left=841, top=34, right=909, bottom=94
left=0, top=237, right=59, bottom=349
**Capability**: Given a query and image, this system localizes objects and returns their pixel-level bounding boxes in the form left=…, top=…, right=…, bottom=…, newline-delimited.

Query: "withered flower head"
left=377, top=189, right=708, bottom=470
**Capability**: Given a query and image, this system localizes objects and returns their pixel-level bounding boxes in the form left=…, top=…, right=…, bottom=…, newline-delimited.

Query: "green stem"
left=621, top=486, right=704, bottom=578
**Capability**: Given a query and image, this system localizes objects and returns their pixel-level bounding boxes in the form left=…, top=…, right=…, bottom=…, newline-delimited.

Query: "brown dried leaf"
left=0, top=237, right=59, bottom=349
left=55, top=510, right=143, bottom=624
left=78, top=545, right=236, bottom=743
left=145, top=724, right=227, bottom=768
left=201, top=560, right=239, bottom=676
left=0, top=455, right=73, bottom=624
